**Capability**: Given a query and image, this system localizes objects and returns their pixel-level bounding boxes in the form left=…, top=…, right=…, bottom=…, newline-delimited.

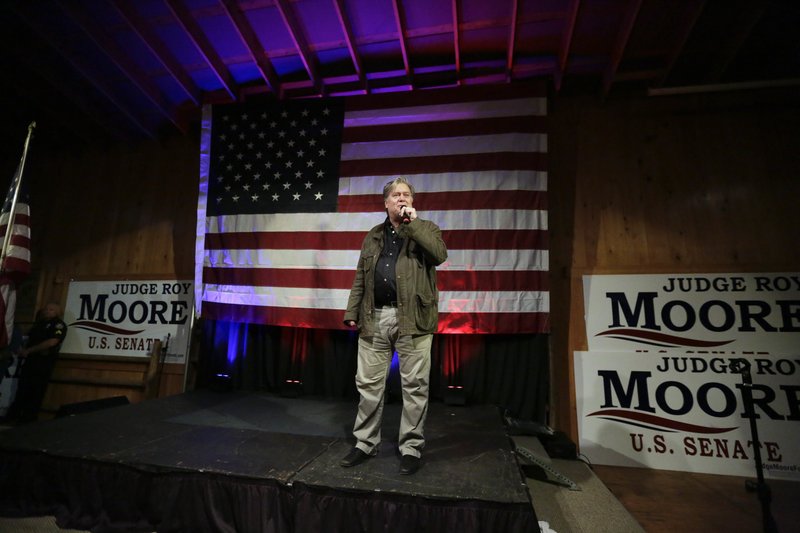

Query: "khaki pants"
left=352, top=307, right=432, bottom=458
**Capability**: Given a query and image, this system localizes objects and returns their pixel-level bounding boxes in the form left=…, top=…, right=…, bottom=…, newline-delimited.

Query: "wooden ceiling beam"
left=165, top=0, right=237, bottom=101
left=554, top=0, right=580, bottom=92
left=12, top=5, right=156, bottom=139
left=602, top=0, right=643, bottom=96
left=452, top=0, right=462, bottom=84
left=1, top=59, right=94, bottom=147
left=390, top=0, right=413, bottom=88
left=506, top=0, right=519, bottom=82
left=219, top=0, right=281, bottom=96
left=274, top=0, right=322, bottom=94
left=3, top=49, right=127, bottom=143
left=111, top=0, right=202, bottom=106
left=656, top=0, right=706, bottom=87
left=705, top=4, right=766, bottom=83
left=55, top=0, right=185, bottom=133
left=332, top=0, right=367, bottom=93
left=289, top=10, right=576, bottom=56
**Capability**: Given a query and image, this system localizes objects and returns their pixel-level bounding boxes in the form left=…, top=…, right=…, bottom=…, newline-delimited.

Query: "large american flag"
left=195, top=83, right=548, bottom=334
left=0, top=170, right=31, bottom=349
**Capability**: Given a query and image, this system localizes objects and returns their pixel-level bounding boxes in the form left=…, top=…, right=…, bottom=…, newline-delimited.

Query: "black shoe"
left=399, top=454, right=420, bottom=475
left=340, top=447, right=371, bottom=467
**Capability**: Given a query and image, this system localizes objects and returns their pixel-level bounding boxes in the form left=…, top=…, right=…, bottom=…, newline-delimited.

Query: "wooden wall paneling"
left=673, top=110, right=747, bottom=266
left=547, top=93, right=580, bottom=436
left=634, top=110, right=690, bottom=268
left=29, top=156, right=71, bottom=311
left=42, top=358, right=147, bottom=415
left=155, top=364, right=188, bottom=397
left=28, top=133, right=199, bottom=289
left=73, top=149, right=120, bottom=275
left=21, top=133, right=200, bottom=418
left=145, top=135, right=198, bottom=276
left=105, top=143, right=151, bottom=274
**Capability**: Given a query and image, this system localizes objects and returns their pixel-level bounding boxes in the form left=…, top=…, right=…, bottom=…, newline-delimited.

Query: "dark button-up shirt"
left=374, top=220, right=404, bottom=307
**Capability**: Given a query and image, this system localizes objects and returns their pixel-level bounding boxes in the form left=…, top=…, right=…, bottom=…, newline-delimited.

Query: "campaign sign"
left=574, top=350, right=800, bottom=480
left=583, top=273, right=800, bottom=353
left=61, top=280, right=194, bottom=363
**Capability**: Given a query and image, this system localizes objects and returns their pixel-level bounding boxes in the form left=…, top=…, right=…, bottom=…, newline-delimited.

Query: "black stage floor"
left=0, top=391, right=538, bottom=532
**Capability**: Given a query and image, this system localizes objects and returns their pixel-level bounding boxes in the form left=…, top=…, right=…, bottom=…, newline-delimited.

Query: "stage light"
left=280, top=378, right=303, bottom=398
left=444, top=385, right=467, bottom=406
left=211, top=373, right=233, bottom=392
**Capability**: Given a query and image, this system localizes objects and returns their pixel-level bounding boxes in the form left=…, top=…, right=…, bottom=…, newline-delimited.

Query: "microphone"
left=401, top=206, right=410, bottom=224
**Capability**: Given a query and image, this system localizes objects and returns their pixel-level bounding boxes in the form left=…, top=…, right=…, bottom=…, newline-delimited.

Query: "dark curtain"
left=197, top=319, right=548, bottom=422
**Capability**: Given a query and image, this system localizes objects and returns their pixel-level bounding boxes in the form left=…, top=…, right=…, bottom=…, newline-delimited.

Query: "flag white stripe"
left=340, top=133, right=547, bottom=160
left=339, top=171, right=547, bottom=195
left=203, top=285, right=349, bottom=309
left=6, top=225, right=31, bottom=238
left=6, top=246, right=30, bottom=262
left=0, top=203, right=30, bottom=225
left=203, top=286, right=549, bottom=313
left=1, top=285, right=16, bottom=347
left=343, top=97, right=547, bottom=127
left=0, top=201, right=31, bottom=262
left=442, top=291, right=550, bottom=313
left=425, top=209, right=548, bottom=232
left=205, top=209, right=548, bottom=234
left=205, top=249, right=549, bottom=271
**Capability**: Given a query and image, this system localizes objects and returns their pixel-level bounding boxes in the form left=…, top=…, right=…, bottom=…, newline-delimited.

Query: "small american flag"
left=196, top=83, right=549, bottom=334
left=0, top=171, right=31, bottom=348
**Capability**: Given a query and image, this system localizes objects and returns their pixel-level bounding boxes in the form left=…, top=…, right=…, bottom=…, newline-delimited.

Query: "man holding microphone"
left=340, top=177, right=447, bottom=475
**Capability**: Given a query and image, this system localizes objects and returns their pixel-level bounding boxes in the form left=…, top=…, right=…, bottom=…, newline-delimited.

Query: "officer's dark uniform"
left=8, top=316, right=67, bottom=422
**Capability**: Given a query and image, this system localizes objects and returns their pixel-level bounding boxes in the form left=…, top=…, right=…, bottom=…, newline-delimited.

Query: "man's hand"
left=345, top=320, right=357, bottom=328
left=401, top=206, right=417, bottom=222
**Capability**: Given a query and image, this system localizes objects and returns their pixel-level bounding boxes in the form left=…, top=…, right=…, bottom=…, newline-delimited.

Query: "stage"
left=0, top=391, right=539, bottom=532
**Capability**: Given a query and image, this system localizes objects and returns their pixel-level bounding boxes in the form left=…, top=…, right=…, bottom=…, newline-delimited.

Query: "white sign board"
left=574, top=350, right=799, bottom=480
left=583, top=273, right=800, bottom=353
left=61, top=280, right=194, bottom=363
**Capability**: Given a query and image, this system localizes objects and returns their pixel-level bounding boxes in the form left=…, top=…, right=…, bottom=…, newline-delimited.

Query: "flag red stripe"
left=342, top=116, right=547, bottom=143
left=7, top=235, right=31, bottom=248
left=444, top=229, right=549, bottom=250
left=204, top=229, right=546, bottom=251
left=339, top=152, right=547, bottom=177
left=338, top=190, right=547, bottom=213
left=438, top=311, right=550, bottom=334
left=0, top=213, right=31, bottom=228
left=204, top=266, right=354, bottom=289
left=204, top=231, right=365, bottom=250
left=441, top=270, right=548, bottom=292
left=202, top=301, right=549, bottom=334
left=203, top=267, right=547, bottom=292
left=1, top=257, right=31, bottom=275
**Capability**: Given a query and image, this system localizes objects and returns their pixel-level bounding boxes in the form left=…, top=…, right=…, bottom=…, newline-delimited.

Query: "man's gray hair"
left=383, top=177, right=416, bottom=199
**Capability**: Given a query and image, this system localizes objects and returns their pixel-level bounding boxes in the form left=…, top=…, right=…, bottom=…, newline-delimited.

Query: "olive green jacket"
left=344, top=217, right=447, bottom=336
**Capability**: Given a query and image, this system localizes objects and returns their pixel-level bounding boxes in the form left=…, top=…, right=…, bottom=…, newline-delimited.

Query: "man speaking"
left=340, top=177, right=447, bottom=475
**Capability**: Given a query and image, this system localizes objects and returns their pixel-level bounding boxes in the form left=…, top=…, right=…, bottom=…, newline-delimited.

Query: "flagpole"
left=1, top=121, right=36, bottom=274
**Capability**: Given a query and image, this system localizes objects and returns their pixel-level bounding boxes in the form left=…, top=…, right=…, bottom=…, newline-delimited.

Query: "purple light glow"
left=226, top=320, right=241, bottom=366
